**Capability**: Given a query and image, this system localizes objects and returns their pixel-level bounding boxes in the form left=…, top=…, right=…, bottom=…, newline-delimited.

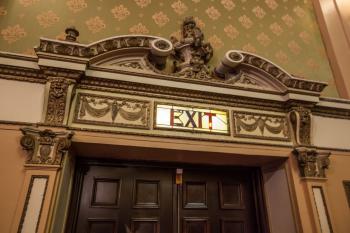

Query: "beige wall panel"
left=313, top=116, right=350, bottom=149
left=325, top=154, right=350, bottom=233
left=0, top=79, right=44, bottom=123
left=0, top=127, right=26, bottom=233
left=263, top=165, right=297, bottom=233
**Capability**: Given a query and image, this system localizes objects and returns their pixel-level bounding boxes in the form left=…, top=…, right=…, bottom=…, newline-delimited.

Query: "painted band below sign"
left=155, top=104, right=229, bottom=134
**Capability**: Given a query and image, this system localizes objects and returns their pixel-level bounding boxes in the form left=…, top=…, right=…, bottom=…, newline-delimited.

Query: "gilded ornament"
left=221, top=0, right=235, bottom=11
left=252, top=6, right=266, bottom=19
left=205, top=6, right=221, bottom=20
left=129, top=23, right=149, bottom=34
left=111, top=5, right=130, bottom=21
left=238, top=15, right=253, bottom=29
left=224, top=24, right=239, bottom=40
left=36, top=10, right=59, bottom=28
left=85, top=16, right=106, bottom=33
left=282, top=14, right=295, bottom=27
left=265, top=0, right=278, bottom=10
left=134, top=0, right=151, bottom=8
left=171, top=1, right=188, bottom=15
left=152, top=12, right=170, bottom=27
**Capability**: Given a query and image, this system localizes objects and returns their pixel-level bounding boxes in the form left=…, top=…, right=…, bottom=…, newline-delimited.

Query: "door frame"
left=65, top=158, right=270, bottom=233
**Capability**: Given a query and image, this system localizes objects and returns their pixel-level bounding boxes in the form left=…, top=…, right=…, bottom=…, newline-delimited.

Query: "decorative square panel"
left=183, top=181, right=207, bottom=209
left=131, top=218, right=159, bottom=233
left=88, top=219, right=117, bottom=233
left=219, top=182, right=244, bottom=209
left=183, top=218, right=209, bottom=233
left=233, top=111, right=290, bottom=141
left=133, top=180, right=160, bottom=208
left=220, top=219, right=245, bottom=233
left=74, top=93, right=150, bottom=129
left=91, top=178, right=120, bottom=208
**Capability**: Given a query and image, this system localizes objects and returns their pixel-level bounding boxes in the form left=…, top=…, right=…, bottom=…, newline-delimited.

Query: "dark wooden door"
left=179, top=168, right=259, bottom=233
left=67, top=161, right=263, bottom=233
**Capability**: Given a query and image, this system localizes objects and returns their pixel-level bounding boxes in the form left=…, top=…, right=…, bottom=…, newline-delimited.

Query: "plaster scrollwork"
left=74, top=93, right=150, bottom=129
left=45, top=77, right=74, bottom=125
left=293, top=147, right=330, bottom=178
left=20, top=127, right=73, bottom=167
left=233, top=111, right=290, bottom=141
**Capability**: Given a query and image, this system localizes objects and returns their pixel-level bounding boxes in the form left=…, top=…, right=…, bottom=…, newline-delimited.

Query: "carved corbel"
left=293, top=147, right=330, bottom=178
left=20, top=127, right=73, bottom=167
left=148, top=38, right=173, bottom=70
left=288, top=106, right=312, bottom=146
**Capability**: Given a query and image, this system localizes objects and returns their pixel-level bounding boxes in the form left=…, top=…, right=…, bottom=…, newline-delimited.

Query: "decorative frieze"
left=288, top=106, right=312, bottom=146
left=293, top=147, right=330, bottom=178
left=233, top=111, right=290, bottom=141
left=20, top=127, right=73, bottom=167
left=74, top=93, right=150, bottom=129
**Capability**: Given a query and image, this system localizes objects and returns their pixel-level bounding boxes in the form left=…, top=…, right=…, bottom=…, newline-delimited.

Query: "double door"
left=67, top=161, right=263, bottom=233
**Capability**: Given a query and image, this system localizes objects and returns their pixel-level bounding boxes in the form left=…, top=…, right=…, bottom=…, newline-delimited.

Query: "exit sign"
left=155, top=103, right=229, bottom=134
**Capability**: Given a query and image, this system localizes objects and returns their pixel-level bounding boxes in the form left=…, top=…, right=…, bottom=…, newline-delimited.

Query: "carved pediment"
left=34, top=20, right=328, bottom=96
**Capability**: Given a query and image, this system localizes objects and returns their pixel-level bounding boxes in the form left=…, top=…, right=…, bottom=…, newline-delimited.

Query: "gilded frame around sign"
left=73, top=92, right=151, bottom=130
left=232, top=110, right=291, bottom=142
left=153, top=101, right=231, bottom=136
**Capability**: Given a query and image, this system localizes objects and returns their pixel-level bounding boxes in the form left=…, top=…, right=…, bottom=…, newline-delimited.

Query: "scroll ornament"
left=234, top=113, right=289, bottom=137
left=79, top=96, right=148, bottom=124
left=20, top=127, right=73, bottom=166
left=288, top=106, right=312, bottom=146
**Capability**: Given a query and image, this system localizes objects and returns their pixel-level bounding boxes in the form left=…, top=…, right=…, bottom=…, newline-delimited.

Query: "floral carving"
left=152, top=12, right=170, bottom=27
left=111, top=5, right=130, bottom=21
left=85, top=16, right=106, bottom=33
left=171, top=1, right=188, bottom=15
left=288, top=106, right=312, bottom=146
left=224, top=24, right=239, bottom=39
left=270, top=23, right=283, bottom=36
left=19, top=0, right=39, bottom=7
left=20, top=127, right=73, bottom=166
left=252, top=6, right=265, bottom=19
left=1, top=24, right=26, bottom=43
left=0, top=6, right=7, bottom=16
left=37, top=11, right=60, bottom=28
left=66, top=0, right=87, bottom=13
left=45, top=78, right=72, bottom=124
left=221, top=0, right=235, bottom=11
left=234, top=112, right=290, bottom=140
left=134, top=0, right=151, bottom=8
left=293, top=147, right=330, bottom=178
left=238, top=15, right=253, bottom=29
left=75, top=94, right=150, bottom=129
left=129, top=23, right=149, bottom=34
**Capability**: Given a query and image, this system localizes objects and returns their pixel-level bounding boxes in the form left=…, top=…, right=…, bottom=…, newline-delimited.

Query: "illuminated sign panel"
left=155, top=104, right=229, bottom=134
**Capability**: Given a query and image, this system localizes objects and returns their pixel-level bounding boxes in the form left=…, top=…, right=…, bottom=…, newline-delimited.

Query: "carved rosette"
left=20, top=127, right=73, bottom=166
left=293, top=147, right=330, bottom=178
left=45, top=77, right=74, bottom=124
left=288, top=106, right=312, bottom=146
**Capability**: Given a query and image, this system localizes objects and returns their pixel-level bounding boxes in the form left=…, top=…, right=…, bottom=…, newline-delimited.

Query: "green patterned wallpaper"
left=0, top=0, right=338, bottom=96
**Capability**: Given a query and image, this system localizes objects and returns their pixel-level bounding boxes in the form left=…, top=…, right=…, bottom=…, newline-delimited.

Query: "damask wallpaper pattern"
left=0, top=0, right=338, bottom=96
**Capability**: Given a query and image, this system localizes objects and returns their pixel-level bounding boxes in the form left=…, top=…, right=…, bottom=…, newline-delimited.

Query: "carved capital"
left=288, top=106, right=312, bottom=146
left=293, top=147, right=330, bottom=178
left=20, top=127, right=73, bottom=167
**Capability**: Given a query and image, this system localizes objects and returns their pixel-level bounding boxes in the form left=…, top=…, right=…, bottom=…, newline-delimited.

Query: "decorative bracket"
left=293, top=147, right=330, bottom=178
left=288, top=106, right=312, bottom=146
left=20, top=127, right=74, bottom=167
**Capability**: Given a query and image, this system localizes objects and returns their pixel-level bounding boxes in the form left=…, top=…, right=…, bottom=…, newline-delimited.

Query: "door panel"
left=67, top=161, right=262, bottom=233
